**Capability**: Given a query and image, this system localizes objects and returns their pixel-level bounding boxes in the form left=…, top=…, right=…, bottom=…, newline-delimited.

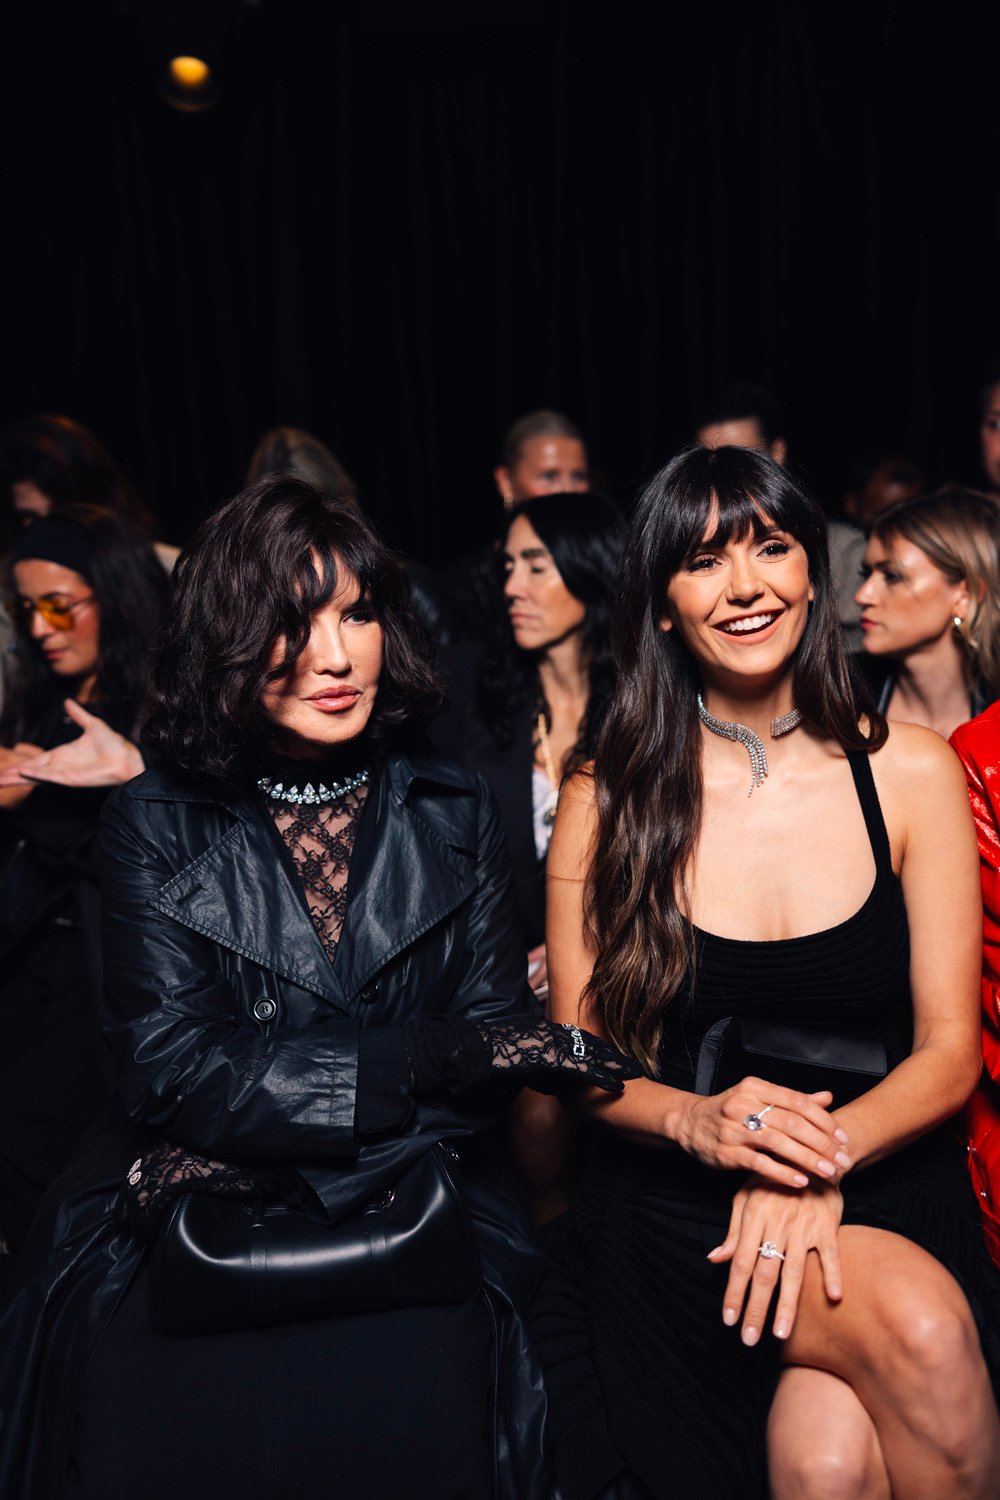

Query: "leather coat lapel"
left=146, top=752, right=477, bottom=1014
left=333, top=763, right=477, bottom=1005
left=150, top=806, right=347, bottom=1009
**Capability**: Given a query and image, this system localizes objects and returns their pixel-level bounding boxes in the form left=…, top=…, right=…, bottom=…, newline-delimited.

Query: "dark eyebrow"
left=502, top=546, right=549, bottom=561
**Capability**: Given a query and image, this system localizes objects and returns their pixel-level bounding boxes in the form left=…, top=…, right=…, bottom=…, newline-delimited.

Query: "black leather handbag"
left=147, top=1143, right=482, bottom=1337
left=694, top=1016, right=891, bottom=1109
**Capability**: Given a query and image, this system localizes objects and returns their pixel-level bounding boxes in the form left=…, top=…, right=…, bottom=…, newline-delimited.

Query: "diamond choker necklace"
left=257, top=768, right=370, bottom=806
left=697, top=694, right=803, bottom=796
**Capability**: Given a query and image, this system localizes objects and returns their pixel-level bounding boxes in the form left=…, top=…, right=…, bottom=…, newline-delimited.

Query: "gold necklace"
left=536, top=712, right=561, bottom=826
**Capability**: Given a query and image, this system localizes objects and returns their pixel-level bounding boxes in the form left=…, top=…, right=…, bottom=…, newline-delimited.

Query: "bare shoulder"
left=868, top=723, right=974, bottom=864
left=869, top=721, right=966, bottom=794
left=548, top=765, right=598, bottom=880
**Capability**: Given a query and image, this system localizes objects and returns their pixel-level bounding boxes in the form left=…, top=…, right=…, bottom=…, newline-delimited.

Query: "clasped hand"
left=677, top=1076, right=852, bottom=1188
left=707, top=1174, right=845, bottom=1345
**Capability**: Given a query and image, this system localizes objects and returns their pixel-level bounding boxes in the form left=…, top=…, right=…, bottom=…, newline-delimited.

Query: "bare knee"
left=770, top=1432, right=881, bottom=1500
left=882, top=1295, right=981, bottom=1388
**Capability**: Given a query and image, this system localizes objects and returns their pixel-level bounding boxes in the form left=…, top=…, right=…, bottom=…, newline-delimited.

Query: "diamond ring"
left=758, top=1241, right=785, bottom=1261
left=742, top=1104, right=775, bottom=1133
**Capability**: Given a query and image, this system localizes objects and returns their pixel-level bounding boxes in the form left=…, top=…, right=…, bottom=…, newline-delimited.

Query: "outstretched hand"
left=0, top=700, right=144, bottom=789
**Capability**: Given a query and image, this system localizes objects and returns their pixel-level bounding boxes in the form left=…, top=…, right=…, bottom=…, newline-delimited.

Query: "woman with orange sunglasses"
left=0, top=504, right=167, bottom=1270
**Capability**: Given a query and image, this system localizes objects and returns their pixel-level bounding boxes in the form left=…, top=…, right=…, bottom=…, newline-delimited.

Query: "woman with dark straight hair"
left=450, top=491, right=622, bottom=1223
left=0, top=476, right=636, bottom=1500
left=533, top=446, right=1000, bottom=1499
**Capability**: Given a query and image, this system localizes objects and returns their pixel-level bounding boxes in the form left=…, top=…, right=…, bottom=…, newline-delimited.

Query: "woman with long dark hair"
left=0, top=477, right=635, bottom=1500
left=473, top=492, right=621, bottom=974
left=441, top=492, right=621, bottom=1221
left=0, top=505, right=168, bottom=1262
left=855, top=486, right=1000, bottom=739
left=533, top=446, right=1000, bottom=1499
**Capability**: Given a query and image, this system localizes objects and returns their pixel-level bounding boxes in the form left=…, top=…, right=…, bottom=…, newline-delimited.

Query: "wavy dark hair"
left=584, top=446, right=887, bottom=1072
left=477, top=491, right=623, bottom=779
left=143, top=477, right=444, bottom=784
left=1, top=503, right=169, bottom=744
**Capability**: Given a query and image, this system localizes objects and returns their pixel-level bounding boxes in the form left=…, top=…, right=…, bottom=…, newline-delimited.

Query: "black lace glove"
left=123, top=1141, right=297, bottom=1241
left=402, top=1015, right=642, bottom=1098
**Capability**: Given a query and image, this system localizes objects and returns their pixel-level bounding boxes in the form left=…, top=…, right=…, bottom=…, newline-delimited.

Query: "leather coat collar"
left=135, top=746, right=478, bottom=1015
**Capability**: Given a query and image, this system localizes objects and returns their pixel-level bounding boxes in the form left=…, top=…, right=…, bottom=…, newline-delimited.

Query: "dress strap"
left=845, top=750, right=893, bottom=877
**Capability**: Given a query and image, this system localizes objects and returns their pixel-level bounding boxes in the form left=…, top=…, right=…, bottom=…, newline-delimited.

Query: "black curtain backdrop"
left=4, top=3, right=999, bottom=562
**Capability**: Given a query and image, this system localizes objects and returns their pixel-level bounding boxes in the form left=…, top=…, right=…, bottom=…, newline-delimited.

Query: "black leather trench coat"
left=0, top=744, right=551, bottom=1499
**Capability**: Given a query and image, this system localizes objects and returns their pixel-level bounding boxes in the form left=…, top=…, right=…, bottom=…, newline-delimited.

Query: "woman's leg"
left=768, top=1366, right=890, bottom=1500
left=779, top=1225, right=1000, bottom=1499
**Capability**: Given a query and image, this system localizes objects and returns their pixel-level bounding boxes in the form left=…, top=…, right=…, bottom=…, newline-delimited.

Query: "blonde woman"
left=855, top=486, right=1000, bottom=739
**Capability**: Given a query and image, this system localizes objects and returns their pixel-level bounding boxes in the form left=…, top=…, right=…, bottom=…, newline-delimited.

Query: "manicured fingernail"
left=742, top=1326, right=759, bottom=1346
left=706, top=1245, right=724, bottom=1259
left=793, top=1173, right=809, bottom=1187
left=723, top=1307, right=738, bottom=1326
left=835, top=1128, right=849, bottom=1144
left=774, top=1318, right=790, bottom=1340
left=816, top=1159, right=835, bottom=1176
left=835, top=1152, right=852, bottom=1170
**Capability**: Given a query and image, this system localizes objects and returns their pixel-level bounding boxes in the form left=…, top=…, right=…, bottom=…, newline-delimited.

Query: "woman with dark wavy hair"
left=0, top=504, right=168, bottom=1262
left=533, top=446, right=1000, bottom=1499
left=0, top=476, right=636, bottom=1500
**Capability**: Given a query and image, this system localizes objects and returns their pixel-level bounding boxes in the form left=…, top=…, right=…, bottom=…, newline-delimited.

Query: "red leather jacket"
left=950, top=702, right=1000, bottom=1267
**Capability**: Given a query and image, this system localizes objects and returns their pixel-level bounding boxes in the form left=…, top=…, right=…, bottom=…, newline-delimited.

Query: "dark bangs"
left=654, top=445, right=831, bottom=602
left=625, top=444, right=881, bottom=751
left=143, top=476, right=443, bottom=785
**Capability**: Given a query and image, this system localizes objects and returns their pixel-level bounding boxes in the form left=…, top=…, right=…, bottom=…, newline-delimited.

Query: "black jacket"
left=0, top=744, right=550, bottom=1499
left=432, top=644, right=546, bottom=950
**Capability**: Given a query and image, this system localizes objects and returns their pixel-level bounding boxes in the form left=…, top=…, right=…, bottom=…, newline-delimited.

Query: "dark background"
left=4, top=2, right=999, bottom=561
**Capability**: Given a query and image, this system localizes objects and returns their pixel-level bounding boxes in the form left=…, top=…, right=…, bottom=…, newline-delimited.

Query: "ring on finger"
left=742, top=1104, right=775, bottom=1133
left=757, top=1241, right=785, bottom=1261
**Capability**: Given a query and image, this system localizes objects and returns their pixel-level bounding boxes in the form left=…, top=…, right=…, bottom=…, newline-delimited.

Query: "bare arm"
left=834, top=727, right=982, bottom=1167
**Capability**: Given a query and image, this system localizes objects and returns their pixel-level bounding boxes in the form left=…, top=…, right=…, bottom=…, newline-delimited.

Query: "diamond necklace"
left=696, top=695, right=803, bottom=797
left=257, top=768, right=370, bottom=806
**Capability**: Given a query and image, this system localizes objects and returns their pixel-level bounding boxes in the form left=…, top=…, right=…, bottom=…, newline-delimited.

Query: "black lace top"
left=263, top=777, right=370, bottom=962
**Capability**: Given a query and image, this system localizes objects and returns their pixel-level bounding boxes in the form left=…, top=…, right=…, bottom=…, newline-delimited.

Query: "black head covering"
left=10, top=517, right=93, bottom=580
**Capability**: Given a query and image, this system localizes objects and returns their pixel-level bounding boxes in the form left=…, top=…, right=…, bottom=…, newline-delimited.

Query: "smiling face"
left=13, top=557, right=101, bottom=683
left=502, top=513, right=586, bottom=653
left=663, top=508, right=813, bottom=688
left=855, top=532, right=968, bottom=658
left=261, top=561, right=384, bottom=758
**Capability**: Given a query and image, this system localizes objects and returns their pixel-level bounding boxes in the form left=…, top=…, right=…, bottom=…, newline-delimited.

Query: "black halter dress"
left=532, top=750, right=1000, bottom=1500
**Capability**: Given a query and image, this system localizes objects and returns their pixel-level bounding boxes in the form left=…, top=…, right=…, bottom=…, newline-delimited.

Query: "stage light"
left=160, top=50, right=219, bottom=113
left=167, top=55, right=211, bottom=90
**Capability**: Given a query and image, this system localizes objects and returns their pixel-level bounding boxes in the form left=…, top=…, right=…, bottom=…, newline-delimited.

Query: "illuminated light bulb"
left=168, top=56, right=211, bottom=90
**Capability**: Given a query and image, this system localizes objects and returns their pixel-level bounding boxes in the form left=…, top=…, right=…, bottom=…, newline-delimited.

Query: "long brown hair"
left=584, top=446, right=887, bottom=1073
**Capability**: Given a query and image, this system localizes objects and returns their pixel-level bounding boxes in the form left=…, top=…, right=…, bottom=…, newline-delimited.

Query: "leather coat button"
left=253, top=998, right=277, bottom=1022
left=359, top=981, right=378, bottom=1004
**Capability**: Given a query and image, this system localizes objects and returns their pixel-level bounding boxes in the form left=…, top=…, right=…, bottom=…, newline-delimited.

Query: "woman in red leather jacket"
left=951, top=701, right=1000, bottom=1266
